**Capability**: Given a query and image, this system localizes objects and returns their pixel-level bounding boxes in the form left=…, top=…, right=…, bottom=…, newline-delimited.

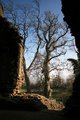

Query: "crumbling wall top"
left=0, top=3, right=4, bottom=17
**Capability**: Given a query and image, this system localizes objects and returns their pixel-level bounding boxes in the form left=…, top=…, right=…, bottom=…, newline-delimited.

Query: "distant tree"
left=52, top=75, right=63, bottom=88
left=28, top=53, right=44, bottom=91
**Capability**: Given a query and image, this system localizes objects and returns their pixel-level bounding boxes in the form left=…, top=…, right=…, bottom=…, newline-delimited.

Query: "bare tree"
left=32, top=0, right=69, bottom=98
left=42, top=14, right=68, bottom=98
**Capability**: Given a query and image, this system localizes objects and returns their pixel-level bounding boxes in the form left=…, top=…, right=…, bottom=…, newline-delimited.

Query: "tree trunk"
left=42, top=56, right=52, bottom=98
left=23, top=57, right=31, bottom=93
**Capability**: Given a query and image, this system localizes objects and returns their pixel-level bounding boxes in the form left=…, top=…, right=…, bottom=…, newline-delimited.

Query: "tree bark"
left=42, top=52, right=52, bottom=98
left=23, top=57, right=31, bottom=93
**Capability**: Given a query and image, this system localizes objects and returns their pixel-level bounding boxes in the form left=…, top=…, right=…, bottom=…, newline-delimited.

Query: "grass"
left=20, top=87, right=72, bottom=105
left=52, top=88, right=72, bottom=105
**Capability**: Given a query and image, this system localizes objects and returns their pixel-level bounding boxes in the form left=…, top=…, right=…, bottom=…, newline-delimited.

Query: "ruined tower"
left=0, top=3, right=24, bottom=96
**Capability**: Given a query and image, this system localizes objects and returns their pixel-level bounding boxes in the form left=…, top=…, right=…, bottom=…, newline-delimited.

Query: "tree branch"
left=48, top=25, right=68, bottom=49
left=27, top=40, right=41, bottom=71
left=48, top=52, right=64, bottom=62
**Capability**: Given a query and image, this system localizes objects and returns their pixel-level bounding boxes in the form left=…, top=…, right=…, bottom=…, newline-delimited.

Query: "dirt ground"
left=0, top=110, right=70, bottom=120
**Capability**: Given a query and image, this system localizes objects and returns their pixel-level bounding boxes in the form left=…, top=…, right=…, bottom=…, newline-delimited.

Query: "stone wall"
left=12, top=43, right=24, bottom=95
left=61, top=0, right=80, bottom=116
left=61, top=0, right=80, bottom=52
left=0, top=15, right=24, bottom=96
left=0, top=3, right=4, bottom=17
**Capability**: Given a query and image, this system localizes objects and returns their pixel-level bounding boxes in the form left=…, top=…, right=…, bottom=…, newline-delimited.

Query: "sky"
left=17, top=0, right=63, bottom=21
left=3, top=0, right=63, bottom=21
left=3, top=0, right=77, bottom=54
left=3, top=0, right=78, bottom=79
left=11, top=0, right=77, bottom=65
